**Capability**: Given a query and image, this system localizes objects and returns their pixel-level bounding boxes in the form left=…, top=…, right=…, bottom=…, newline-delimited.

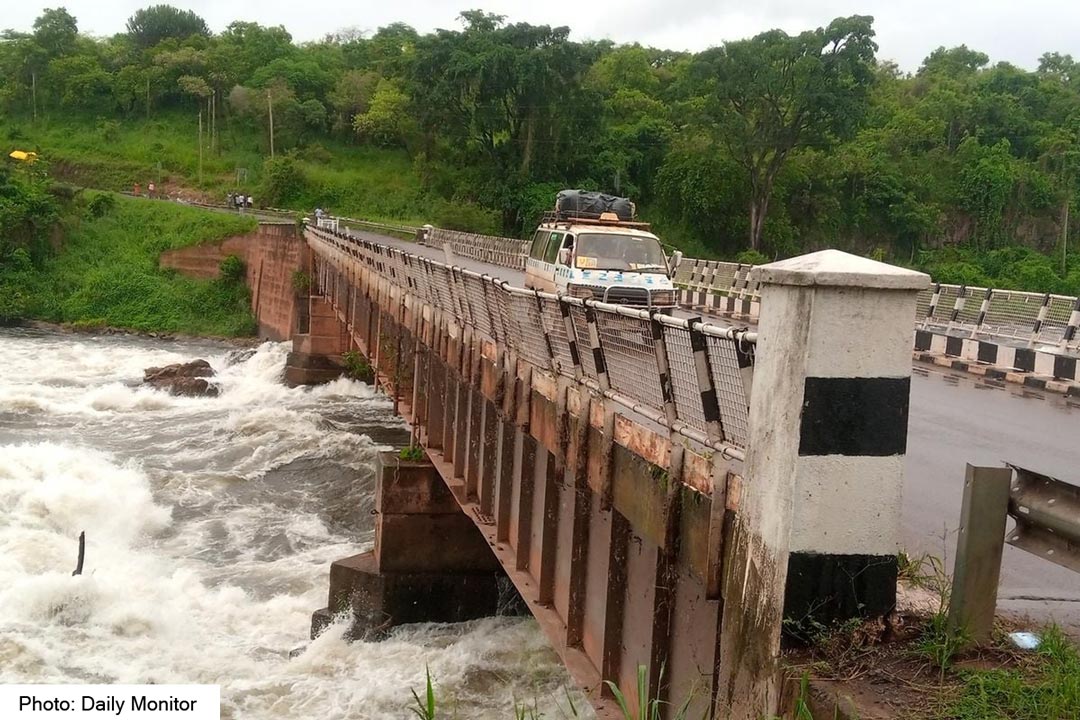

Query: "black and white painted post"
left=717, top=250, right=928, bottom=718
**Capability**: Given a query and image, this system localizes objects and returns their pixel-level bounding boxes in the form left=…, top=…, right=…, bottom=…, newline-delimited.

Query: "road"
left=339, top=224, right=1080, bottom=632
left=907, top=364, right=1080, bottom=634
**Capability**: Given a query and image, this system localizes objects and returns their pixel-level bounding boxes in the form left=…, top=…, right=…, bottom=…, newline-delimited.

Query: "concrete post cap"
left=755, top=249, right=930, bottom=290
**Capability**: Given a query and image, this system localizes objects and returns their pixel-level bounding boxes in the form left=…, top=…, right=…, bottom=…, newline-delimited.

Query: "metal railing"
left=427, top=227, right=531, bottom=271
left=305, top=224, right=757, bottom=459
left=918, top=283, right=1080, bottom=351
left=948, top=463, right=1080, bottom=644
left=673, top=258, right=762, bottom=304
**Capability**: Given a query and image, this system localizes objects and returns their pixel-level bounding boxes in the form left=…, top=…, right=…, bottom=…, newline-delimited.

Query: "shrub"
left=261, top=156, right=306, bottom=206
left=87, top=192, right=117, bottom=218
left=97, top=119, right=121, bottom=143
left=304, top=143, right=333, bottom=165
left=0, top=284, right=28, bottom=325
left=219, top=254, right=246, bottom=283
left=735, top=249, right=770, bottom=266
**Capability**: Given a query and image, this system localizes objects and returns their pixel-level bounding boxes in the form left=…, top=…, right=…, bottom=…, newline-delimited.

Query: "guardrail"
left=918, top=284, right=1080, bottom=351
left=948, top=463, right=1080, bottom=644
left=427, top=227, right=531, bottom=271
left=305, top=224, right=756, bottom=458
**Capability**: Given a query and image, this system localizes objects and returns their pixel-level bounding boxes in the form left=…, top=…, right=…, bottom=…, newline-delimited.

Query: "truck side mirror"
left=668, top=250, right=683, bottom=276
left=558, top=247, right=571, bottom=266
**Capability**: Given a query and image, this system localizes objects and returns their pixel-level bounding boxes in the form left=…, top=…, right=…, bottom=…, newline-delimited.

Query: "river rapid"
left=0, top=327, right=584, bottom=719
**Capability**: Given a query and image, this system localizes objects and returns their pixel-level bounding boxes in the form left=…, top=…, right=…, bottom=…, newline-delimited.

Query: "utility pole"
left=267, top=88, right=275, bottom=159
left=198, top=108, right=204, bottom=185
left=145, top=76, right=150, bottom=120
left=1063, top=199, right=1070, bottom=275
left=31, top=71, right=37, bottom=122
left=211, top=91, right=217, bottom=154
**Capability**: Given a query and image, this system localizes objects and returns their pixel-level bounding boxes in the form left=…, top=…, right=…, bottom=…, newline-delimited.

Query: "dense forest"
left=4, top=6, right=1080, bottom=292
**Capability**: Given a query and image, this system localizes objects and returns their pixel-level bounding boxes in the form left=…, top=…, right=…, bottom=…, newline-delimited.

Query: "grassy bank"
left=1, top=194, right=259, bottom=336
left=2, top=113, right=433, bottom=225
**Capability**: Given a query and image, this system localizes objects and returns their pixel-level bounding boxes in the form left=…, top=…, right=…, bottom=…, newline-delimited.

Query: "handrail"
left=304, top=223, right=755, bottom=459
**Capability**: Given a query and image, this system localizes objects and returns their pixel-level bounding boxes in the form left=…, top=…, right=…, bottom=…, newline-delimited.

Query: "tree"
left=919, top=45, right=989, bottom=77
left=32, top=7, right=78, bottom=58
left=353, top=79, right=410, bottom=146
left=704, top=16, right=878, bottom=250
left=126, top=5, right=209, bottom=49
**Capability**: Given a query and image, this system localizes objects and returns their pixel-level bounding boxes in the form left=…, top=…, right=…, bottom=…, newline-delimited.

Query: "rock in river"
left=143, top=359, right=219, bottom=397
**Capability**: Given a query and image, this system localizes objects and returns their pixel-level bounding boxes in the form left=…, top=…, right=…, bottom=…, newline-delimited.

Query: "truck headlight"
left=650, top=290, right=675, bottom=306
left=567, top=284, right=597, bottom=299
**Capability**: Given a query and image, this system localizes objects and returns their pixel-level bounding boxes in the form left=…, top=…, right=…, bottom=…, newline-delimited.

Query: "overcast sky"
left=5, top=0, right=1079, bottom=71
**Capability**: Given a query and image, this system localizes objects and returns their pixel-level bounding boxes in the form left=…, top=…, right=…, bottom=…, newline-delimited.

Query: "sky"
left=5, top=0, right=1079, bottom=72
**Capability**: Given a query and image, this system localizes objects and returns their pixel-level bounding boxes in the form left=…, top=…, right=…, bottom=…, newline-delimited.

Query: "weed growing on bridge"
left=341, top=350, right=374, bottom=383
left=291, top=270, right=311, bottom=294
left=399, top=445, right=426, bottom=462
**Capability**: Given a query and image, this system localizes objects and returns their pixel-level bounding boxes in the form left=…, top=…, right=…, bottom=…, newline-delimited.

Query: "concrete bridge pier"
left=284, top=295, right=346, bottom=386
left=311, top=450, right=506, bottom=639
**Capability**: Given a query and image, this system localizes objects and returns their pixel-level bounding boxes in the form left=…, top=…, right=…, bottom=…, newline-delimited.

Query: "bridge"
left=200, top=217, right=1079, bottom=718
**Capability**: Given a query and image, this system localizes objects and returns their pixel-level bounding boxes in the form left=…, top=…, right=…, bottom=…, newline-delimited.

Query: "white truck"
left=524, top=190, right=681, bottom=309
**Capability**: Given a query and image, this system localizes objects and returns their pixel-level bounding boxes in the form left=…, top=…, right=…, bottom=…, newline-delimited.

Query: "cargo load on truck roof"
left=555, top=189, right=636, bottom=222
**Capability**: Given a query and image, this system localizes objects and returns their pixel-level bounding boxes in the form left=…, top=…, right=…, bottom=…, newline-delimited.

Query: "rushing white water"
left=0, top=327, right=585, bottom=719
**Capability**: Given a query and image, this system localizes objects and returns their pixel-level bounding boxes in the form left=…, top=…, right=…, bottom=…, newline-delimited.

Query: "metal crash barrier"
left=948, top=463, right=1080, bottom=644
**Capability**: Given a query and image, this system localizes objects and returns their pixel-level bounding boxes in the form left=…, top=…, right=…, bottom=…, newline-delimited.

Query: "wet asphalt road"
left=907, top=364, right=1080, bottom=634
left=336, top=225, right=1080, bottom=633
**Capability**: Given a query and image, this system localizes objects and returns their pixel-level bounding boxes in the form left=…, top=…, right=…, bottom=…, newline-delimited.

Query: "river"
left=0, top=327, right=584, bottom=719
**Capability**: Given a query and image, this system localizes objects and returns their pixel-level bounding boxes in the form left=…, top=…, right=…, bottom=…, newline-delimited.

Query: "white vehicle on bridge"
left=524, top=190, right=681, bottom=309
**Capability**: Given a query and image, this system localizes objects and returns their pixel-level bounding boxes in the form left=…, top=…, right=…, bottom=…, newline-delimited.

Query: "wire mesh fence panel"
left=1037, top=296, right=1075, bottom=344
left=595, top=311, right=665, bottom=413
left=981, top=290, right=1045, bottom=340
left=489, top=284, right=513, bottom=345
left=711, top=263, right=741, bottom=293
left=402, top=256, right=429, bottom=300
left=463, top=274, right=494, bottom=339
left=661, top=325, right=708, bottom=433
left=672, top=260, right=699, bottom=285
left=927, top=285, right=963, bottom=326
left=954, top=287, right=985, bottom=325
left=505, top=293, right=553, bottom=368
left=915, top=288, right=934, bottom=320
left=429, top=265, right=457, bottom=322
left=568, top=305, right=598, bottom=379
left=419, top=261, right=443, bottom=306
left=448, top=270, right=472, bottom=326
left=705, top=336, right=751, bottom=449
left=538, top=297, right=577, bottom=378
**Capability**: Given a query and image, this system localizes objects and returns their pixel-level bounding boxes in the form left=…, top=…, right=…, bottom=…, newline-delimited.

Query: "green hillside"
left=1, top=190, right=259, bottom=335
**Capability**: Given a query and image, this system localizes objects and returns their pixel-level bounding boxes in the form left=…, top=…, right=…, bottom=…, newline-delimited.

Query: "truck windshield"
left=574, top=234, right=667, bottom=272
